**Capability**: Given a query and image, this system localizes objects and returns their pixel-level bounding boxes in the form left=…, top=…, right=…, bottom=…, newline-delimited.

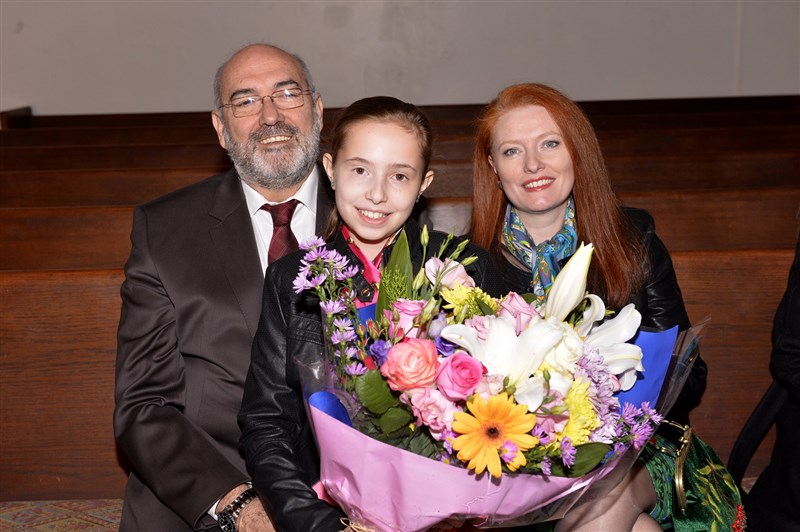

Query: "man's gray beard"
left=223, top=111, right=321, bottom=191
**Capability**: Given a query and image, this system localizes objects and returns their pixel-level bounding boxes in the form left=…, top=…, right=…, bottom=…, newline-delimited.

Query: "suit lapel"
left=208, top=164, right=335, bottom=338
left=208, top=169, right=264, bottom=338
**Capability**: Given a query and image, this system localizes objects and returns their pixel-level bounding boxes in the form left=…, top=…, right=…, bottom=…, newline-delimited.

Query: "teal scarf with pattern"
left=501, top=198, right=577, bottom=303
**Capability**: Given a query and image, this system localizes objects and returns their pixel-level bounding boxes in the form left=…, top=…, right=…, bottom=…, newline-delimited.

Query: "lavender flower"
left=330, top=329, right=357, bottom=344
left=344, top=362, right=368, bottom=376
left=333, top=317, right=354, bottom=331
left=540, top=457, right=552, bottom=476
left=299, top=236, right=326, bottom=250
left=630, top=422, right=653, bottom=450
left=500, top=441, right=519, bottom=464
left=560, top=437, right=576, bottom=468
left=320, top=299, right=347, bottom=316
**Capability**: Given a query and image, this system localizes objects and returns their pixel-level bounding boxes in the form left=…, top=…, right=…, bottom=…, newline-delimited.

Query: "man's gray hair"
left=213, top=43, right=316, bottom=111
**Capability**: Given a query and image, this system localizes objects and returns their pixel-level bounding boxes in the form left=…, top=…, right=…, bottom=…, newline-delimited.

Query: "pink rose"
left=498, top=292, right=538, bottom=334
left=405, top=388, right=459, bottom=440
left=436, top=352, right=483, bottom=401
left=381, top=337, right=440, bottom=391
left=425, top=257, right=475, bottom=289
left=385, top=298, right=426, bottom=339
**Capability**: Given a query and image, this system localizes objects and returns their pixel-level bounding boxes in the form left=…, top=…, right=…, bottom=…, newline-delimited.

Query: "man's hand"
left=218, top=484, right=275, bottom=532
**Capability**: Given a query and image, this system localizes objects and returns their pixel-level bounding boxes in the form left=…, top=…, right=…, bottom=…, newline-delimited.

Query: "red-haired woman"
left=470, top=83, right=741, bottom=531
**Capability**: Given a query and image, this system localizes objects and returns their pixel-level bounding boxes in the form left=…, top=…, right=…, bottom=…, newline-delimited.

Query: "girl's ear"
left=322, top=153, right=335, bottom=187
left=419, top=169, right=434, bottom=196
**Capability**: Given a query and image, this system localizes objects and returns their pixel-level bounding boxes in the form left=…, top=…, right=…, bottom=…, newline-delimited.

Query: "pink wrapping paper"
left=309, top=405, right=621, bottom=531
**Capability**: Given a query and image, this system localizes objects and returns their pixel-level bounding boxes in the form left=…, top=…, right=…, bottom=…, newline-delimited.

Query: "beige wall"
left=1, top=0, right=798, bottom=115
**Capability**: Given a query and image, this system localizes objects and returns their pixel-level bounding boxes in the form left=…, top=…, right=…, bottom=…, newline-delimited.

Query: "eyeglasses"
left=219, top=88, right=313, bottom=117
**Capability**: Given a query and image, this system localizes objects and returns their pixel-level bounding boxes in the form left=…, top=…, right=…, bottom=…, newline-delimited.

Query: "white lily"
left=545, top=243, right=594, bottom=321
left=583, top=304, right=645, bottom=391
left=440, top=315, right=562, bottom=390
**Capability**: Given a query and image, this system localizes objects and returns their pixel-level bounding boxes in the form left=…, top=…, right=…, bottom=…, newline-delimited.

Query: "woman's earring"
left=330, top=181, right=336, bottom=190
left=497, top=181, right=504, bottom=190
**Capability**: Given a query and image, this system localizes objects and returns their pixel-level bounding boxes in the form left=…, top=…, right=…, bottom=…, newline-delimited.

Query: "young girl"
left=239, top=96, right=502, bottom=532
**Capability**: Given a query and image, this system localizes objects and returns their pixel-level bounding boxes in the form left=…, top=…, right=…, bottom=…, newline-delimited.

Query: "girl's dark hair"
left=324, top=96, right=434, bottom=238
left=470, top=83, right=647, bottom=307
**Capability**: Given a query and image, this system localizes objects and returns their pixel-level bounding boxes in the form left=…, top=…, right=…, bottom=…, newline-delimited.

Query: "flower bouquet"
left=293, top=228, right=698, bottom=531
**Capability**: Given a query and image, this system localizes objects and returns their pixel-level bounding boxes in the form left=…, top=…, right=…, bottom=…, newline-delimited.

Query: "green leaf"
left=549, top=442, right=611, bottom=477
left=407, top=429, right=438, bottom=458
left=378, top=406, right=413, bottom=435
left=355, top=370, right=398, bottom=415
left=376, top=229, right=413, bottom=318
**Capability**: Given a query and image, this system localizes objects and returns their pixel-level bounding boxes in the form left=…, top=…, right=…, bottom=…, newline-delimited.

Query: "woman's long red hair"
left=470, top=83, right=646, bottom=307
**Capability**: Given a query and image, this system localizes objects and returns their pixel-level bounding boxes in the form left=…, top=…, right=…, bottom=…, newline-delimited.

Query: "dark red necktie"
left=262, top=199, right=300, bottom=264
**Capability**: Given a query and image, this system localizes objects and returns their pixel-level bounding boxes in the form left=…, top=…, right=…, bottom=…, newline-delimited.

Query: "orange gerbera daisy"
left=452, top=392, right=538, bottom=478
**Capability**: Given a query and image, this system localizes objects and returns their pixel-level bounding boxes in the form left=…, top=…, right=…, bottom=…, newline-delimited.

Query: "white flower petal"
left=545, top=243, right=593, bottom=321
left=586, top=304, right=642, bottom=346
left=514, top=376, right=547, bottom=412
left=596, top=343, right=645, bottom=375
left=576, top=294, right=606, bottom=337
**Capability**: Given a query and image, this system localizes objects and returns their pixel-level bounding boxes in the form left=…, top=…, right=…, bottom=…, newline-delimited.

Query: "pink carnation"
left=405, top=388, right=459, bottom=440
left=436, top=352, right=483, bottom=401
left=381, top=337, right=440, bottom=392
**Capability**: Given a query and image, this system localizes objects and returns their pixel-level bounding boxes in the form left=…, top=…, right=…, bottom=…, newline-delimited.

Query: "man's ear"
left=211, top=111, right=227, bottom=149
left=314, top=93, right=324, bottom=130
left=322, top=153, right=335, bottom=186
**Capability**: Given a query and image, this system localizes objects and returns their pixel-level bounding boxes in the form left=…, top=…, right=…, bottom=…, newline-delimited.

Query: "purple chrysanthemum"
left=292, top=276, right=310, bottom=294
left=320, top=299, right=347, bottom=315
left=540, top=457, right=552, bottom=476
left=560, top=437, right=576, bottom=468
left=335, top=265, right=360, bottom=281
left=330, top=329, right=357, bottom=344
left=344, top=361, right=368, bottom=376
left=307, top=273, right=327, bottom=288
left=333, top=317, right=354, bottom=330
left=299, top=236, right=326, bottom=250
left=630, top=422, right=655, bottom=450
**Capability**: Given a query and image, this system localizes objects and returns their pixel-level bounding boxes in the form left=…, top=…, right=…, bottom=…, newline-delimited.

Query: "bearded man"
left=114, top=43, right=333, bottom=532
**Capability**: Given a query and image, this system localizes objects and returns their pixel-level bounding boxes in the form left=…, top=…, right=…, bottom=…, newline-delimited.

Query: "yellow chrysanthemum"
left=451, top=393, right=538, bottom=478
left=441, top=286, right=499, bottom=322
left=561, top=378, right=601, bottom=445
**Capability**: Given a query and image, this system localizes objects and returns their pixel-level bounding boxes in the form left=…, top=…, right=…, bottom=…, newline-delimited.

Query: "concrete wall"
left=1, top=0, right=798, bottom=115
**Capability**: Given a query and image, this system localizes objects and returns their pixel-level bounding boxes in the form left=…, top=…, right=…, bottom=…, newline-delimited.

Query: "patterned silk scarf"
left=501, top=197, right=578, bottom=303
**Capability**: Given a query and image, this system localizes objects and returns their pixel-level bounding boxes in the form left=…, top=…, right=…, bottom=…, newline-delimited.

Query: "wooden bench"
left=0, top=269, right=127, bottom=501
left=0, top=206, right=133, bottom=270
left=4, top=95, right=797, bottom=130
left=0, top=249, right=792, bottom=501
left=2, top=150, right=797, bottom=208
left=2, top=188, right=797, bottom=271
left=673, top=248, right=795, bottom=479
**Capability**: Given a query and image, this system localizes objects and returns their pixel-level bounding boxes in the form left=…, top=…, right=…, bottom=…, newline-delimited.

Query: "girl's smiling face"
left=323, top=119, right=433, bottom=260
